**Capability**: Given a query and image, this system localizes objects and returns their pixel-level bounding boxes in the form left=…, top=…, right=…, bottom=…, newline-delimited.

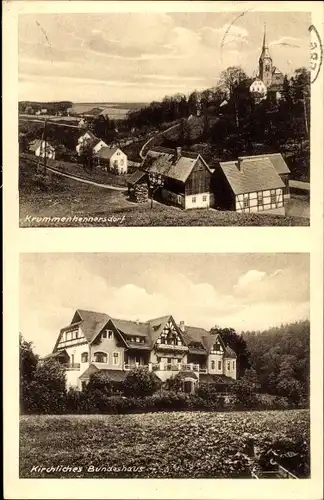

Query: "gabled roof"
left=142, top=148, right=211, bottom=183
left=28, top=139, right=54, bottom=152
left=199, top=374, right=235, bottom=385
left=96, top=146, right=120, bottom=159
left=128, top=170, right=147, bottom=186
left=224, top=346, right=237, bottom=359
left=74, top=309, right=110, bottom=342
left=56, top=310, right=236, bottom=357
left=146, top=315, right=173, bottom=346
left=238, top=153, right=290, bottom=175
left=79, top=130, right=98, bottom=141
left=220, top=157, right=284, bottom=195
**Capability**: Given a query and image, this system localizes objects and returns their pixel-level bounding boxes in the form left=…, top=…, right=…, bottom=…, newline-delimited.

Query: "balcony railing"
left=152, top=362, right=205, bottom=373
left=124, top=362, right=146, bottom=370
left=63, top=363, right=81, bottom=371
left=155, top=343, right=188, bottom=351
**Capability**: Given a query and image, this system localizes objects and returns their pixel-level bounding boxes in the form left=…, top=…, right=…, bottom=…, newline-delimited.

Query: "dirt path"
left=47, top=166, right=128, bottom=191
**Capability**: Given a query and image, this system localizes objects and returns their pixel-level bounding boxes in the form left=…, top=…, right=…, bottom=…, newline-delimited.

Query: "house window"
left=81, top=381, right=87, bottom=391
left=211, top=360, right=215, bottom=370
left=102, top=330, right=113, bottom=339
left=218, top=361, right=222, bottom=370
left=202, top=195, right=207, bottom=202
left=135, top=337, right=140, bottom=343
left=192, top=196, right=196, bottom=203
left=93, top=352, right=108, bottom=363
left=113, top=352, right=120, bottom=365
left=257, top=192, right=263, bottom=206
left=120, top=159, right=124, bottom=166
left=227, top=361, right=230, bottom=371
left=81, top=352, right=88, bottom=363
left=243, top=194, right=249, bottom=208
left=270, top=190, right=276, bottom=204
left=265, top=65, right=270, bottom=72
left=233, top=361, right=235, bottom=369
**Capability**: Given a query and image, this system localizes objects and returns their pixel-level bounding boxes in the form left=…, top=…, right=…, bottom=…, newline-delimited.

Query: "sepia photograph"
left=19, top=253, right=310, bottom=479
left=18, top=10, right=313, bottom=228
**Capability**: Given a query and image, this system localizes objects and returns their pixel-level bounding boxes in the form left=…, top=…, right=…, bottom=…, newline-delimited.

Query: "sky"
left=18, top=11, right=310, bottom=102
left=20, top=253, right=310, bottom=355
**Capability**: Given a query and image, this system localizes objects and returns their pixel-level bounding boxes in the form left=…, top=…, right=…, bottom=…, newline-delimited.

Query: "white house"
left=76, top=131, right=108, bottom=156
left=96, top=147, right=128, bottom=174
left=44, top=310, right=237, bottom=392
left=28, top=139, right=56, bottom=160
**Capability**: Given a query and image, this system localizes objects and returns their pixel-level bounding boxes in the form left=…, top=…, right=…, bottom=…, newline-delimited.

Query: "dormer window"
left=135, top=337, right=140, bottom=343
left=102, top=330, right=113, bottom=340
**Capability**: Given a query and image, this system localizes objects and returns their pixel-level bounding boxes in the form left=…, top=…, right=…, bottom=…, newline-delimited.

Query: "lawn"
left=20, top=409, right=310, bottom=478
left=19, top=156, right=309, bottom=227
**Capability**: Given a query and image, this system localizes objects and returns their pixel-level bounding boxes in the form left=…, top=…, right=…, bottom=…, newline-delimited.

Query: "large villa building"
left=44, top=309, right=237, bottom=393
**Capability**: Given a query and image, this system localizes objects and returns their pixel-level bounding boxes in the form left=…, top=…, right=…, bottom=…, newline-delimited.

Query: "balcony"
left=152, top=362, right=205, bottom=373
left=63, top=363, right=81, bottom=371
left=124, top=362, right=147, bottom=371
left=155, top=343, right=188, bottom=351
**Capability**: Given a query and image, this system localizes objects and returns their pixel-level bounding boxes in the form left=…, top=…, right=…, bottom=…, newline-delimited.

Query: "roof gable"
left=220, top=157, right=284, bottom=195
left=238, top=153, right=290, bottom=175
left=143, top=148, right=210, bottom=183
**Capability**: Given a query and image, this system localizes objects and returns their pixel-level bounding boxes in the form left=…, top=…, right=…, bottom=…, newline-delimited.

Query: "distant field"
left=20, top=410, right=310, bottom=478
left=70, top=102, right=147, bottom=118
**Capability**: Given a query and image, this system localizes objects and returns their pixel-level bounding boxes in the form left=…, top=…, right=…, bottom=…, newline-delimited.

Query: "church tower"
left=259, top=24, right=273, bottom=88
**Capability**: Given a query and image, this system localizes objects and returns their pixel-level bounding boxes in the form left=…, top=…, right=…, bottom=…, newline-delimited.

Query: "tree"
left=20, top=334, right=39, bottom=413
left=219, top=66, right=248, bottom=97
left=28, top=359, right=67, bottom=413
left=210, top=326, right=250, bottom=377
left=122, top=367, right=161, bottom=397
left=232, top=368, right=260, bottom=408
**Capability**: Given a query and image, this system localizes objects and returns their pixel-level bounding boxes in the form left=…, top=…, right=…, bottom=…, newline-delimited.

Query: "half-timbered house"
left=213, top=155, right=286, bottom=214
left=44, top=309, right=237, bottom=393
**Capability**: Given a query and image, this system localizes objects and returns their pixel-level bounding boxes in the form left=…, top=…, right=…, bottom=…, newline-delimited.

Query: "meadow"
left=20, top=409, right=310, bottom=479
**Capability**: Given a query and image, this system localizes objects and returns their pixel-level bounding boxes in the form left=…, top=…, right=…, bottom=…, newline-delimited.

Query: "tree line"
left=125, top=66, right=310, bottom=181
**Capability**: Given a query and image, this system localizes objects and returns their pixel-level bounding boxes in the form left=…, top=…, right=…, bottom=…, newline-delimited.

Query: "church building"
left=250, top=24, right=284, bottom=103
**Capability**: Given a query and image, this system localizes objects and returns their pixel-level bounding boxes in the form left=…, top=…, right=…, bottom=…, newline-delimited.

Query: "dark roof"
left=142, top=148, right=211, bottom=183
left=57, top=310, right=236, bottom=357
left=238, top=153, right=290, bottom=175
left=224, top=346, right=237, bottom=359
left=74, top=309, right=110, bottom=342
left=79, top=364, right=128, bottom=382
left=220, top=157, right=284, bottom=195
left=176, top=371, right=198, bottom=380
left=128, top=170, right=147, bottom=186
left=199, top=374, right=235, bottom=385
left=96, top=147, right=120, bottom=159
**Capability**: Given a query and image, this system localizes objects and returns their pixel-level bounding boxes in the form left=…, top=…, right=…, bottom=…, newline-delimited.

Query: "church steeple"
left=259, top=23, right=273, bottom=88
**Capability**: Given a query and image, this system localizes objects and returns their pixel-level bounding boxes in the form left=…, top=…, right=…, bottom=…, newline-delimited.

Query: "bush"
left=122, top=367, right=162, bottom=397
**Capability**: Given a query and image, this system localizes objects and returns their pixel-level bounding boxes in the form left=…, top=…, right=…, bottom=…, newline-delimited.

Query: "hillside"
left=243, top=320, right=310, bottom=403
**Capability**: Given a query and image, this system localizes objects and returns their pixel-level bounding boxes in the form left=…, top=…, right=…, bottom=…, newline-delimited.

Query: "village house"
left=28, top=139, right=56, bottom=159
left=96, top=146, right=128, bottom=174
left=213, top=155, right=286, bottom=215
left=76, top=130, right=108, bottom=156
left=238, top=153, right=291, bottom=200
left=131, top=146, right=214, bottom=209
left=44, top=309, right=237, bottom=394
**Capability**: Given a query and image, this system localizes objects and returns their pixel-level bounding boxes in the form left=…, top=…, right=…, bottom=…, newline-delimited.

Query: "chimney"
left=237, top=158, right=242, bottom=171
left=179, top=321, right=185, bottom=332
left=176, top=146, right=182, bottom=160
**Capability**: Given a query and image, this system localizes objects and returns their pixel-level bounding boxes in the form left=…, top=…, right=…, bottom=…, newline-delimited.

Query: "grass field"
left=20, top=409, right=310, bottom=478
left=19, top=157, right=309, bottom=227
